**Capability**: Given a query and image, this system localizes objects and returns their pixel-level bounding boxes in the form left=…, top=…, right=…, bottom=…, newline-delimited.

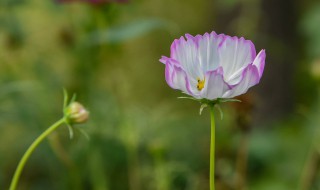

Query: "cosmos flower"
left=160, top=31, right=266, bottom=100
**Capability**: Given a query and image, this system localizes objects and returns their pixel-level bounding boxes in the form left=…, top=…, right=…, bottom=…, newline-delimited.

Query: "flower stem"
left=9, top=117, right=66, bottom=190
left=210, top=105, right=215, bottom=190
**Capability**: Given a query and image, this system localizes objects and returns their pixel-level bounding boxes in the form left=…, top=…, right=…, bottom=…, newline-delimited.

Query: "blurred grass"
left=1, top=0, right=320, bottom=190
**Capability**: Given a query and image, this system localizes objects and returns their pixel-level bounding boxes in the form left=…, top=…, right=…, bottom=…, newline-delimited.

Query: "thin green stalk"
left=210, top=105, right=215, bottom=190
left=9, top=117, right=66, bottom=190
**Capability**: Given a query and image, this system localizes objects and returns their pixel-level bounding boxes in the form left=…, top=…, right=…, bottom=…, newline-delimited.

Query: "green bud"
left=65, top=102, right=89, bottom=124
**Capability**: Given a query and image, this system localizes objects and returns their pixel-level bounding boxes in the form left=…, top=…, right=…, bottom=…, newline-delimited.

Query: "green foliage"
left=301, top=3, right=320, bottom=58
left=0, top=0, right=320, bottom=189
left=87, top=19, right=173, bottom=45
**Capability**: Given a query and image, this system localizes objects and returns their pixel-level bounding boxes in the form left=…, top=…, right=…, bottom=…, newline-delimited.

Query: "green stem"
left=210, top=105, right=215, bottom=190
left=9, top=117, right=66, bottom=190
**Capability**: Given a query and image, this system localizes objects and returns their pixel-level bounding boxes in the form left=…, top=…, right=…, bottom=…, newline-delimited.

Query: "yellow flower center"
left=197, top=77, right=205, bottom=91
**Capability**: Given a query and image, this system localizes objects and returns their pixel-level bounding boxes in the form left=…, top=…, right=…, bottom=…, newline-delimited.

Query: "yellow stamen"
left=197, top=77, right=205, bottom=91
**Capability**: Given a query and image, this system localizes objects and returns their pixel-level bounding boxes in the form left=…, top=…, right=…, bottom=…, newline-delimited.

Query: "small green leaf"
left=66, top=124, right=74, bottom=139
left=63, top=88, right=68, bottom=109
left=70, top=93, right=77, bottom=104
left=218, top=98, right=241, bottom=103
left=199, top=104, right=208, bottom=115
left=215, top=104, right=224, bottom=120
left=177, top=96, right=198, bottom=101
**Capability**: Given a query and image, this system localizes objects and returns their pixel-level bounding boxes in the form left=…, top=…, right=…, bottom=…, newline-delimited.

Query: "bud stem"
left=9, top=117, right=66, bottom=190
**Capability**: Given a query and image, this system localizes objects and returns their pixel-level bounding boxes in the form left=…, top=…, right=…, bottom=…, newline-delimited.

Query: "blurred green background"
left=1, top=0, right=320, bottom=189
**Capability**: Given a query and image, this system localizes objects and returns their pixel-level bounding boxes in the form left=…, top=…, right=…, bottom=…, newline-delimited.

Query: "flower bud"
left=65, top=102, right=89, bottom=124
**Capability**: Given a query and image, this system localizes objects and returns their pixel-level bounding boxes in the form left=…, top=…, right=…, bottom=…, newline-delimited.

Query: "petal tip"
left=253, top=49, right=266, bottom=77
left=159, top=56, right=168, bottom=64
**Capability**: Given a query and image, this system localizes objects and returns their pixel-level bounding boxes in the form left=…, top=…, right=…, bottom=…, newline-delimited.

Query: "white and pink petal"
left=164, top=60, right=193, bottom=96
left=200, top=67, right=231, bottom=99
left=218, top=36, right=257, bottom=84
left=170, top=36, right=202, bottom=79
left=253, top=49, right=266, bottom=77
left=196, top=32, right=224, bottom=72
left=222, top=64, right=260, bottom=98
